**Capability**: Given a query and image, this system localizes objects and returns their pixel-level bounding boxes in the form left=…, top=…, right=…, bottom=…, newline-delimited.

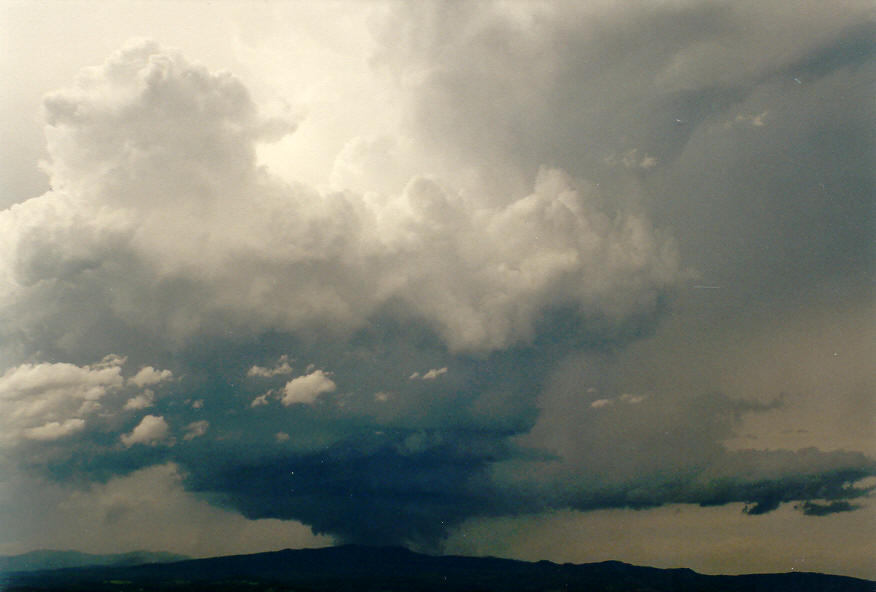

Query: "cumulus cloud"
left=121, top=414, right=169, bottom=447
left=250, top=392, right=273, bottom=408
left=0, top=355, right=125, bottom=446
left=281, top=370, right=336, bottom=406
left=410, top=367, right=448, bottom=380
left=124, top=389, right=155, bottom=410
left=0, top=39, right=679, bottom=358
left=128, top=366, right=173, bottom=387
left=23, top=418, right=86, bottom=441
left=247, top=356, right=293, bottom=378
left=183, top=420, right=209, bottom=441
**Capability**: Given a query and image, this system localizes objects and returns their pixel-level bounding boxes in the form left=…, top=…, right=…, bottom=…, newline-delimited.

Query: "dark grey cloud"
left=376, top=1, right=875, bottom=305
left=493, top=388, right=875, bottom=525
left=797, top=500, right=863, bottom=517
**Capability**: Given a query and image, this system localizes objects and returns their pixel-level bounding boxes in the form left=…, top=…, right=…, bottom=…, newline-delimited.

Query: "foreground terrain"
left=1, top=544, right=872, bottom=592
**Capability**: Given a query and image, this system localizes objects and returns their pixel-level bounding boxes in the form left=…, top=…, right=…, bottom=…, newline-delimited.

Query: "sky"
left=0, top=0, right=874, bottom=579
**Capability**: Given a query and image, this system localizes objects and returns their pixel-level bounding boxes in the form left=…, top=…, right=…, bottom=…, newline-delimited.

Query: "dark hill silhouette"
left=1, top=544, right=871, bottom=592
left=0, top=549, right=187, bottom=572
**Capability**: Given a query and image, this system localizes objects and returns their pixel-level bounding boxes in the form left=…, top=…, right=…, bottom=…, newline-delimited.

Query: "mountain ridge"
left=2, top=544, right=871, bottom=591
left=0, top=549, right=188, bottom=573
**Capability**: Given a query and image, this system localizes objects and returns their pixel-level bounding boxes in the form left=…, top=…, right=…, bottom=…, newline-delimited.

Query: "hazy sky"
left=1, top=0, right=874, bottom=579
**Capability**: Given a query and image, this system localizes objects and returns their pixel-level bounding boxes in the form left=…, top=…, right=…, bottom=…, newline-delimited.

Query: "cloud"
left=0, top=39, right=679, bottom=359
left=411, top=367, right=448, bottom=380
left=493, top=389, right=875, bottom=521
left=183, top=420, right=209, bottom=441
left=0, top=355, right=125, bottom=446
left=128, top=366, right=173, bottom=387
left=120, top=415, right=169, bottom=447
left=725, top=111, right=769, bottom=129
left=124, top=389, right=155, bottom=410
left=0, top=463, right=330, bottom=558
left=609, top=149, right=659, bottom=171
left=1, top=3, right=873, bottom=553
left=247, top=356, right=294, bottom=378
left=23, top=418, right=86, bottom=441
left=250, top=392, right=273, bottom=408
left=281, top=370, right=336, bottom=406
left=590, top=393, right=647, bottom=409
left=797, top=500, right=862, bottom=516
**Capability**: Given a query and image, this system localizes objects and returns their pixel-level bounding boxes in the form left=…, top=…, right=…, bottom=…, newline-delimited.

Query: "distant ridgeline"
left=1, top=545, right=872, bottom=592
left=0, top=550, right=187, bottom=573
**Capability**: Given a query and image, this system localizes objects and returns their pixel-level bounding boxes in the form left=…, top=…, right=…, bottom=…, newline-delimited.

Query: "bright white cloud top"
left=0, top=40, right=678, bottom=356
left=121, top=414, right=170, bottom=447
left=281, top=370, right=337, bottom=406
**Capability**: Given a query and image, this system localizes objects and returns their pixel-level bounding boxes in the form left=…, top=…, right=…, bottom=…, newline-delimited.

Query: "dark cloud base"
left=26, top=313, right=876, bottom=546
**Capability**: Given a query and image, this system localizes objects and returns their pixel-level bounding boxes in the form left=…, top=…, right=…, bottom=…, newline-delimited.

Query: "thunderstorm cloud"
left=0, top=1, right=873, bottom=554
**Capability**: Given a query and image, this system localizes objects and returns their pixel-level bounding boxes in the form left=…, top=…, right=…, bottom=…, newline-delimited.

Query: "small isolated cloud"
left=247, top=356, right=294, bottom=378
left=124, top=389, right=155, bottom=410
left=183, top=420, right=209, bottom=441
left=724, top=110, right=769, bottom=130
left=423, top=367, right=448, bottom=380
left=374, top=391, right=391, bottom=402
left=281, top=370, right=336, bottom=406
left=592, top=394, right=646, bottom=408
left=797, top=500, right=861, bottom=516
left=411, top=367, right=448, bottom=380
left=191, top=399, right=204, bottom=409
left=128, top=366, right=173, bottom=388
left=250, top=391, right=273, bottom=407
left=24, top=418, right=86, bottom=441
left=610, top=148, right=659, bottom=171
left=275, top=432, right=290, bottom=442
left=121, top=415, right=169, bottom=447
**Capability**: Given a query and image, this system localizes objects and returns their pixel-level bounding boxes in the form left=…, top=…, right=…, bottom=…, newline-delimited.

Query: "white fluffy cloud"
left=128, top=366, right=173, bottom=387
left=410, top=367, right=448, bottom=380
left=247, top=356, right=293, bottom=378
left=0, top=355, right=125, bottom=446
left=120, top=414, right=170, bottom=447
left=281, top=370, right=336, bottom=406
left=23, top=418, right=86, bottom=441
left=124, top=389, right=155, bottom=410
left=0, top=40, right=679, bottom=358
